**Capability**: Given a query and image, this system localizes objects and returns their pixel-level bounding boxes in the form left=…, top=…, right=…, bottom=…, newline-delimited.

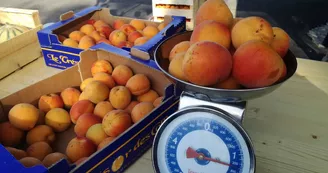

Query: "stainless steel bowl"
left=154, top=31, right=298, bottom=102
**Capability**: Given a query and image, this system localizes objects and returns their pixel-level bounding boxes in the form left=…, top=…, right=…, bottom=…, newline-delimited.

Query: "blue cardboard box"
left=37, top=6, right=186, bottom=70
left=0, top=44, right=180, bottom=173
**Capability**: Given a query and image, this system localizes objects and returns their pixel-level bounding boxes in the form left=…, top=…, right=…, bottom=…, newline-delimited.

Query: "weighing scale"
left=151, top=31, right=298, bottom=173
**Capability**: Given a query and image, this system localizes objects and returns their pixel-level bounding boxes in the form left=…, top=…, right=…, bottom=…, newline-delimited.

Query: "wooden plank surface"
left=0, top=58, right=328, bottom=173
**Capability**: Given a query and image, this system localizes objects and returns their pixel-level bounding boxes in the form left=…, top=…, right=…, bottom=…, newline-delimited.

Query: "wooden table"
left=1, top=57, right=328, bottom=173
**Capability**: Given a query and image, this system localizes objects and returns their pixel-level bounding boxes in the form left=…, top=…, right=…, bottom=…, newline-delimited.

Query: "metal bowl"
left=154, top=31, right=298, bottom=102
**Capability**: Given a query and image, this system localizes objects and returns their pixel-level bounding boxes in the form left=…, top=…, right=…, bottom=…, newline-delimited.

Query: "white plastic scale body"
left=152, top=91, right=256, bottom=173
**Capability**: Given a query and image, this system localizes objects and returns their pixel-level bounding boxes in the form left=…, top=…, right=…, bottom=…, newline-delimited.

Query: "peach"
left=231, top=16, right=274, bottom=49
left=19, top=157, right=43, bottom=168
left=91, top=59, right=113, bottom=76
left=183, top=41, right=232, bottom=86
left=84, top=81, right=110, bottom=104
left=113, top=19, right=125, bottom=30
left=158, top=22, right=166, bottom=31
left=169, top=41, right=190, bottom=61
left=69, top=31, right=85, bottom=42
left=232, top=40, right=284, bottom=88
left=109, top=86, right=131, bottom=109
left=124, top=101, right=139, bottom=114
left=69, top=100, right=95, bottom=124
left=63, top=38, right=79, bottom=48
left=86, top=124, right=108, bottom=145
left=79, top=92, right=89, bottom=101
left=80, top=78, right=95, bottom=91
left=80, top=24, right=95, bottom=35
left=26, top=141, right=52, bottom=161
left=102, top=110, right=132, bottom=137
left=143, top=25, right=159, bottom=38
left=38, top=93, right=64, bottom=113
left=89, top=31, right=106, bottom=42
left=78, top=35, right=96, bottom=50
left=130, top=19, right=146, bottom=30
left=271, top=27, right=290, bottom=58
left=93, top=20, right=109, bottom=28
left=128, top=31, right=143, bottom=43
left=8, top=103, right=39, bottom=131
left=153, top=96, right=164, bottom=107
left=61, top=87, right=81, bottom=109
left=137, top=90, right=159, bottom=103
left=97, top=137, right=115, bottom=150
left=134, top=36, right=149, bottom=46
left=195, top=0, right=233, bottom=27
left=57, top=34, right=67, bottom=43
left=96, top=25, right=114, bottom=38
left=96, top=38, right=112, bottom=45
left=131, top=102, right=154, bottom=123
left=45, top=108, right=71, bottom=132
left=109, top=30, right=127, bottom=47
left=26, top=125, right=55, bottom=146
left=42, top=152, right=67, bottom=168
left=66, top=137, right=96, bottom=163
left=119, top=24, right=137, bottom=35
left=75, top=157, right=88, bottom=166
left=36, top=109, right=45, bottom=125
left=112, top=65, right=133, bottom=85
left=0, top=122, right=24, bottom=147
left=168, top=52, right=188, bottom=81
left=94, top=101, right=114, bottom=119
left=74, top=113, right=102, bottom=137
left=6, top=147, right=27, bottom=160
left=126, top=74, right=151, bottom=96
left=214, top=76, right=241, bottom=89
left=190, top=20, right=231, bottom=49
left=93, top=72, right=116, bottom=89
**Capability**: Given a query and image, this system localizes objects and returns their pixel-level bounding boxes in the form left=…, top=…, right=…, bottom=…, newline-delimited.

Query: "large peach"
left=97, top=137, right=115, bottom=150
left=143, top=26, right=159, bottom=38
left=80, top=78, right=95, bottom=91
left=109, top=30, right=127, bottom=47
left=124, top=101, right=139, bottom=114
left=231, top=16, right=274, bottom=49
left=93, top=72, right=116, bottom=89
left=69, top=31, right=85, bottom=42
left=60, top=87, right=81, bottom=109
left=45, top=108, right=71, bottom=132
left=42, top=152, right=67, bottom=168
left=78, top=35, right=96, bottom=50
left=86, top=124, right=108, bottom=145
left=190, top=20, right=231, bottom=49
left=8, top=103, right=39, bottom=131
left=279, top=62, right=287, bottom=81
left=271, top=27, right=290, bottom=58
left=109, top=86, right=131, bottom=109
left=153, top=96, right=164, bottom=107
left=183, top=41, right=232, bottom=86
left=94, top=101, right=114, bottom=119
left=84, top=81, right=110, bottom=104
left=96, top=25, right=114, bottom=38
left=102, top=110, right=132, bottom=137
left=232, top=40, right=284, bottom=88
left=130, top=19, right=146, bottom=30
left=66, top=137, right=96, bottom=163
left=80, top=24, right=95, bottom=35
left=137, top=90, right=159, bottom=103
left=169, top=41, right=190, bottom=61
left=26, top=141, right=52, bottom=161
left=26, top=125, right=55, bottom=146
left=89, top=31, right=106, bottom=42
left=113, top=19, right=125, bottom=30
left=69, top=100, right=95, bottom=124
left=6, top=147, right=27, bottom=160
left=168, top=52, right=188, bottom=81
left=214, top=76, right=241, bottom=89
left=91, top=59, right=113, bottom=76
left=63, top=39, right=79, bottom=48
left=119, top=24, right=137, bottom=35
left=0, top=122, right=24, bottom=147
left=74, top=113, right=102, bottom=137
left=128, top=31, right=143, bottom=43
left=131, top=102, right=154, bottom=123
left=112, top=65, right=133, bottom=85
left=19, top=157, right=43, bottom=168
left=38, top=93, right=64, bottom=113
left=195, top=0, right=233, bottom=27
left=126, top=74, right=151, bottom=96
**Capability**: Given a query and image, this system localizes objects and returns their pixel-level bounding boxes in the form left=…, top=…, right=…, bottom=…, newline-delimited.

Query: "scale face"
left=152, top=106, right=255, bottom=173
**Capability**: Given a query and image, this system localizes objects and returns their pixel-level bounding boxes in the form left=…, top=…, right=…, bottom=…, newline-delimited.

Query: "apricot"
left=109, top=30, right=127, bottom=47
left=78, top=35, right=96, bottom=50
left=112, top=65, right=133, bottom=86
left=6, top=147, right=27, bottom=160
left=134, top=36, right=149, bottom=46
left=190, top=20, right=231, bottom=49
left=8, top=103, right=39, bottom=131
left=158, top=22, right=166, bottom=31
left=231, top=16, right=274, bottom=49
left=26, top=141, right=52, bottom=161
left=109, top=86, right=131, bottom=109
left=74, top=113, right=102, bottom=137
left=0, top=122, right=24, bottom=147
left=26, top=125, right=55, bottom=146
left=137, top=90, right=159, bottom=103
left=80, top=78, right=95, bottom=91
left=80, top=24, right=95, bottom=35
left=69, top=31, right=85, bottom=42
left=102, top=110, right=132, bottom=137
left=91, top=59, right=113, bottom=76
left=69, top=100, right=95, bottom=124
left=124, top=101, right=139, bottom=114
left=96, top=25, right=113, bottom=38
left=19, top=157, right=43, bottom=168
left=143, top=25, right=159, bottom=38
left=131, top=102, right=154, bottom=123
left=93, top=20, right=109, bottom=28
left=89, top=31, right=106, bottom=42
left=128, top=31, right=143, bottom=43
left=195, top=0, right=233, bottom=27
left=84, top=81, right=110, bottom=104
left=130, top=19, right=146, bottom=30
left=168, top=52, right=187, bottom=81
left=94, top=101, right=114, bottom=119
left=36, top=109, right=45, bottom=125
left=232, top=40, right=284, bottom=88
left=42, top=152, right=67, bottom=168
left=86, top=124, right=108, bottom=145
left=63, top=38, right=79, bottom=48
left=153, top=96, right=164, bottom=107
left=214, top=76, right=241, bottom=89
left=279, top=63, right=287, bottom=81
left=183, top=41, right=232, bottom=86
left=113, top=19, right=125, bottom=30
left=60, top=87, right=81, bottom=109
left=231, top=17, right=243, bottom=30
left=66, top=137, right=96, bottom=163
left=126, top=74, right=151, bottom=96
left=93, top=72, right=116, bottom=89
left=38, top=93, right=64, bottom=113
left=271, top=27, right=290, bottom=58
left=97, top=38, right=112, bottom=45
left=119, top=24, right=137, bottom=35
left=97, top=137, right=115, bottom=150
left=79, top=92, right=89, bottom=101
left=169, top=41, right=190, bottom=61
left=45, top=108, right=71, bottom=132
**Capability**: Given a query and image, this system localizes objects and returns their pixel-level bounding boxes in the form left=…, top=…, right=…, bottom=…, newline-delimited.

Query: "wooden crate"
left=0, top=7, right=43, bottom=80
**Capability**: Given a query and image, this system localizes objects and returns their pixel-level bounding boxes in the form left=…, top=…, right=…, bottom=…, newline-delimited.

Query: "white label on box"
left=153, top=0, right=194, bottom=5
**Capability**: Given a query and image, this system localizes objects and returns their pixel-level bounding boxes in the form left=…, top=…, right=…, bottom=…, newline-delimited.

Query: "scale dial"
left=152, top=107, right=255, bottom=173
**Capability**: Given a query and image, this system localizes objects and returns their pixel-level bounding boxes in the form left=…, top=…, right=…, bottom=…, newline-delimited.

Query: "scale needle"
left=186, top=147, right=231, bottom=166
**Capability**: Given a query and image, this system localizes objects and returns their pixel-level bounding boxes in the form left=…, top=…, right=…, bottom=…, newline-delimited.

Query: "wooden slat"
left=0, top=7, right=41, bottom=28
